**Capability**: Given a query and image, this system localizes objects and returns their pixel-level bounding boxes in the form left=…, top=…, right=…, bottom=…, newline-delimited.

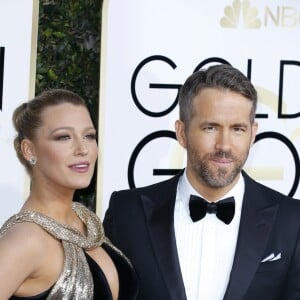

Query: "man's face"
left=176, top=88, right=258, bottom=193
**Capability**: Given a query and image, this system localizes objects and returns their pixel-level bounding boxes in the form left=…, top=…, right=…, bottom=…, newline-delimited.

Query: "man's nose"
left=215, top=130, right=231, bottom=152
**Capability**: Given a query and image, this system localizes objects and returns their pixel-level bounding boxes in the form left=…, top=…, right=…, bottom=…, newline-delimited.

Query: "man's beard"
left=188, top=148, right=249, bottom=188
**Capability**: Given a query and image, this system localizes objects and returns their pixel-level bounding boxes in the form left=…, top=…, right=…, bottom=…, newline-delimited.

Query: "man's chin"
left=203, top=170, right=239, bottom=188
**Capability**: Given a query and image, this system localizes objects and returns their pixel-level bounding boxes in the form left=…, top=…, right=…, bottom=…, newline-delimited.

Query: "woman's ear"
left=21, top=138, right=36, bottom=162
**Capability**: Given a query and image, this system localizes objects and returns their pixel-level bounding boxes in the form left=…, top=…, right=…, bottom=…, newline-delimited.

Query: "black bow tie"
left=189, top=195, right=235, bottom=224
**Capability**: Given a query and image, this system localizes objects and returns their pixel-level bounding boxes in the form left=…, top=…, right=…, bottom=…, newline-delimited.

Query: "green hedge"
left=36, top=0, right=102, bottom=211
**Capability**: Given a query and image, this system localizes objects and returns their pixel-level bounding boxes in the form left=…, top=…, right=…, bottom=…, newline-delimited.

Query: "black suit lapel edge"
left=224, top=172, right=279, bottom=300
left=140, top=171, right=187, bottom=300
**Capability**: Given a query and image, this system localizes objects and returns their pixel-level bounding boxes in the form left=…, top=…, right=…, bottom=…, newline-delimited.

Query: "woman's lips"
left=68, top=162, right=90, bottom=173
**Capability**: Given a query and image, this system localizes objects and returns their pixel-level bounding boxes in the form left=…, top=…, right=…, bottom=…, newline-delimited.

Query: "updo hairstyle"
left=13, top=89, right=86, bottom=172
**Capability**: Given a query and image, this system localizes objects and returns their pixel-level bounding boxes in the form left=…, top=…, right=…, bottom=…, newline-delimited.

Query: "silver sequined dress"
left=0, top=202, right=136, bottom=300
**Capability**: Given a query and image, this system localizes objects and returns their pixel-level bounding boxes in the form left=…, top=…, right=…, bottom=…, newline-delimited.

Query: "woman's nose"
left=74, top=138, right=88, bottom=156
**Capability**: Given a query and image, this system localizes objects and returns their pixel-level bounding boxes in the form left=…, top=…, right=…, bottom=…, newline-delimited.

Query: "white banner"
left=97, top=0, right=300, bottom=217
left=0, top=0, right=39, bottom=225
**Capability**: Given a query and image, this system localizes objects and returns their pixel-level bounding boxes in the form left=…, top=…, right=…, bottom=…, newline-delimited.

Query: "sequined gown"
left=0, top=202, right=138, bottom=300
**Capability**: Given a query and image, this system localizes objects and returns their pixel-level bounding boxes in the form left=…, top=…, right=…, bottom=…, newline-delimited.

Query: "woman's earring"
left=29, top=157, right=37, bottom=165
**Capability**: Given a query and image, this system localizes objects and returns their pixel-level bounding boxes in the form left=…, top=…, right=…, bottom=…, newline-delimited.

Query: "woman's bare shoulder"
left=0, top=221, right=52, bottom=298
left=1, top=220, right=50, bottom=248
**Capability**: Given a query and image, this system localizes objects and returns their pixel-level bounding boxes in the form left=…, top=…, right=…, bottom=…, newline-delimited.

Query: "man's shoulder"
left=106, top=172, right=182, bottom=215
left=243, top=171, right=300, bottom=209
left=113, top=171, right=182, bottom=196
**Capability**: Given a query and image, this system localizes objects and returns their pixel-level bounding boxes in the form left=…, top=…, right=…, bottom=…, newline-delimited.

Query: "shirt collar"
left=177, top=169, right=245, bottom=223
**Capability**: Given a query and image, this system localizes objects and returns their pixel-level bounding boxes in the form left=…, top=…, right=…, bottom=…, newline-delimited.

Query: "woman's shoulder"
left=0, top=216, right=51, bottom=257
left=0, top=210, right=62, bottom=261
left=0, top=216, right=54, bottom=299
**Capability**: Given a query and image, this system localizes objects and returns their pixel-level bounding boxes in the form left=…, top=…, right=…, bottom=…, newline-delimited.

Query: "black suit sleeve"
left=103, top=191, right=117, bottom=243
left=279, top=227, right=300, bottom=299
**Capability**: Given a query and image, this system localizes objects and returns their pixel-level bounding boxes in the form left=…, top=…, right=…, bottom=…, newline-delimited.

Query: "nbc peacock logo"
left=220, top=0, right=262, bottom=29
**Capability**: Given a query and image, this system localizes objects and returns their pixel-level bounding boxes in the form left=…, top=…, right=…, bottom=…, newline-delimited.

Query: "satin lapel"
left=141, top=174, right=187, bottom=300
left=224, top=173, right=279, bottom=300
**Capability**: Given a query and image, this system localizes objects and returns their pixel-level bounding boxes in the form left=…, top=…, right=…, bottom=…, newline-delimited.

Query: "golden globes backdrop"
left=97, top=0, right=300, bottom=216
left=0, top=0, right=39, bottom=225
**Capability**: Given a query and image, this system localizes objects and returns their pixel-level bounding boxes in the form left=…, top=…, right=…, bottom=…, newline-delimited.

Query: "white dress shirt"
left=174, top=170, right=244, bottom=300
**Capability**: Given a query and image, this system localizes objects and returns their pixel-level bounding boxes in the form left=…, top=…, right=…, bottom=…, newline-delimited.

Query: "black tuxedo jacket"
left=103, top=171, right=300, bottom=300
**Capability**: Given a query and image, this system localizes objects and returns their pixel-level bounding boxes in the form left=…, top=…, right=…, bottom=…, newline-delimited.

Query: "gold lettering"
left=281, top=6, right=297, bottom=27
left=264, top=6, right=280, bottom=27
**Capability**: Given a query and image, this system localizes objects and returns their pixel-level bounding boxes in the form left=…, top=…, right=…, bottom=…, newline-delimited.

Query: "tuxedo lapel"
left=141, top=174, right=187, bottom=300
left=224, top=173, right=279, bottom=300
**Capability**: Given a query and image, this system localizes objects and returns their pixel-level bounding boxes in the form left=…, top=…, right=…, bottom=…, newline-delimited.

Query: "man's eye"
left=234, top=127, right=245, bottom=133
left=204, top=127, right=215, bottom=132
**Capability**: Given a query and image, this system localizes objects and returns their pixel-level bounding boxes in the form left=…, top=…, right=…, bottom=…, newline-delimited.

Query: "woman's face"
left=28, top=103, right=98, bottom=191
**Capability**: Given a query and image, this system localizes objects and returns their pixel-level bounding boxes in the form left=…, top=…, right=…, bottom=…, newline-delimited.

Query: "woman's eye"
left=54, top=135, right=70, bottom=141
left=84, top=133, right=97, bottom=140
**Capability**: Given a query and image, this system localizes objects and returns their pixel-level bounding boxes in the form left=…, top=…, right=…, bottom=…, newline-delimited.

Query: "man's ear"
left=20, top=138, right=36, bottom=162
left=250, top=121, right=258, bottom=147
left=175, top=120, right=187, bottom=149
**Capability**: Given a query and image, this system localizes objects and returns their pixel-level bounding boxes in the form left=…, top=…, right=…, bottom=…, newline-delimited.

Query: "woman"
left=0, top=89, right=138, bottom=299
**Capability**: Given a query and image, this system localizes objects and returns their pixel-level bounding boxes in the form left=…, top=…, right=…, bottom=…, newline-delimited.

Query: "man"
left=103, top=64, right=300, bottom=300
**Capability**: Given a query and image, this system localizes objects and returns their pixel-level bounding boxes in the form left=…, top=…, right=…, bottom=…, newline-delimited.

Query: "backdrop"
left=97, top=0, right=300, bottom=217
left=0, top=0, right=39, bottom=225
